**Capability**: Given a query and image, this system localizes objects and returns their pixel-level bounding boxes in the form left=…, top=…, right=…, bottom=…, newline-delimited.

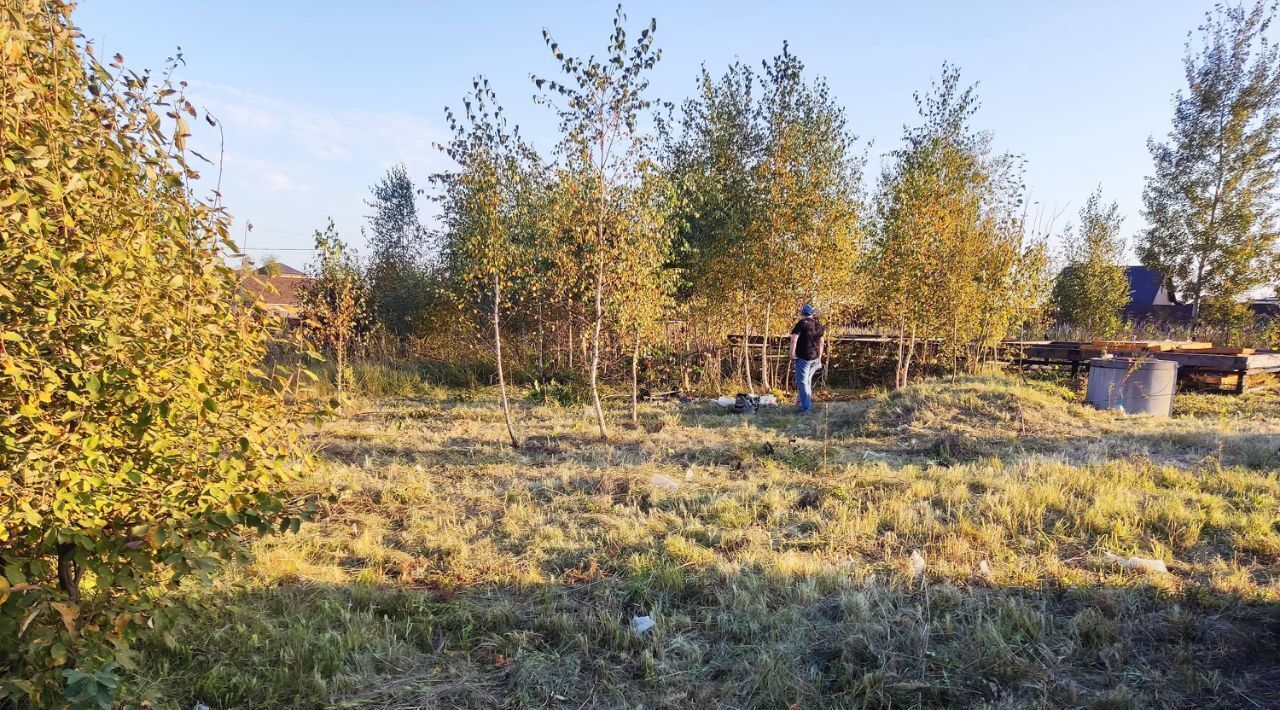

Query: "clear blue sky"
left=74, top=1, right=1211, bottom=267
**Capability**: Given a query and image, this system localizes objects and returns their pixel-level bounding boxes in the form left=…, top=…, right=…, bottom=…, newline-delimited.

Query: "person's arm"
left=789, top=334, right=799, bottom=360
left=818, top=335, right=825, bottom=361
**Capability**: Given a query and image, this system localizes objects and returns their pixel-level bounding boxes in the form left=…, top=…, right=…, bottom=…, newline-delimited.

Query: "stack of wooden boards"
left=1088, top=340, right=1254, bottom=355
left=1006, top=340, right=1280, bottom=393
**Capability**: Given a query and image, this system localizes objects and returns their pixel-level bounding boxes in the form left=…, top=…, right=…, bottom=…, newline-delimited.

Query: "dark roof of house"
left=256, top=263, right=306, bottom=277
left=1125, top=265, right=1170, bottom=305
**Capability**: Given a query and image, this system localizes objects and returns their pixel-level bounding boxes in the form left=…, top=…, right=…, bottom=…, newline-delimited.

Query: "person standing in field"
left=789, top=304, right=825, bottom=413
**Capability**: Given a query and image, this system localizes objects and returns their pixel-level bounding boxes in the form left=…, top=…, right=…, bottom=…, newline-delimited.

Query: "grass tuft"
left=864, top=375, right=1100, bottom=451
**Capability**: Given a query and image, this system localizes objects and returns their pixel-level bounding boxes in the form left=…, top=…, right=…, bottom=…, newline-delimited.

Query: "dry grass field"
left=127, top=376, right=1280, bottom=709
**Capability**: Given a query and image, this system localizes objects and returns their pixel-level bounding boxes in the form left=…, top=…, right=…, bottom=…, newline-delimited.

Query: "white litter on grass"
left=631, top=615, right=656, bottom=634
left=978, top=559, right=991, bottom=577
left=758, top=394, right=778, bottom=406
left=909, top=550, right=926, bottom=580
left=194, top=704, right=211, bottom=710
left=1103, top=552, right=1169, bottom=574
left=649, top=473, right=679, bottom=492
left=714, top=396, right=735, bottom=407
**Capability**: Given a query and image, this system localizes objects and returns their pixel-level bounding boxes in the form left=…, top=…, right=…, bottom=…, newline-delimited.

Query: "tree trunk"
left=895, top=319, right=918, bottom=390
left=631, top=332, right=641, bottom=424
left=951, top=317, right=959, bottom=381
left=683, top=325, right=693, bottom=392
left=900, top=341, right=913, bottom=389
left=741, top=299, right=755, bottom=395
left=760, top=302, right=772, bottom=392
left=537, top=301, right=546, bottom=383
left=821, top=338, right=832, bottom=390
left=738, top=300, right=749, bottom=390
left=1190, top=102, right=1227, bottom=341
left=903, top=325, right=918, bottom=387
left=681, top=326, right=691, bottom=393
left=1190, top=255, right=1206, bottom=339
left=57, top=542, right=82, bottom=604
left=494, top=277, right=519, bottom=449
left=588, top=97, right=611, bottom=441
left=336, top=344, right=346, bottom=394
left=589, top=255, right=609, bottom=440
left=894, top=321, right=907, bottom=390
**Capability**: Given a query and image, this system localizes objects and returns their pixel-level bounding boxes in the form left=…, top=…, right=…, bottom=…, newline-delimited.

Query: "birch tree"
left=753, top=45, right=863, bottom=385
left=663, top=67, right=759, bottom=329
left=612, top=164, right=677, bottom=423
left=661, top=62, right=765, bottom=388
left=365, top=164, right=432, bottom=336
left=297, top=221, right=371, bottom=394
left=534, top=6, right=663, bottom=440
left=1139, top=0, right=1280, bottom=332
left=436, top=79, right=540, bottom=448
left=662, top=48, right=863, bottom=390
left=868, top=65, right=1043, bottom=385
left=1051, top=188, right=1130, bottom=336
left=538, top=168, right=596, bottom=376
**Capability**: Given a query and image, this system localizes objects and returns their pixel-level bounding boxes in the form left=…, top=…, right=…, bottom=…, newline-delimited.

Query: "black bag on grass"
left=733, top=393, right=759, bottom=413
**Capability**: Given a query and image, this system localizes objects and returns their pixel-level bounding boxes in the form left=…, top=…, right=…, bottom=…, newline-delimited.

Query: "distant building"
left=241, top=263, right=308, bottom=324
left=1250, top=297, right=1280, bottom=322
left=1122, top=265, right=1193, bottom=325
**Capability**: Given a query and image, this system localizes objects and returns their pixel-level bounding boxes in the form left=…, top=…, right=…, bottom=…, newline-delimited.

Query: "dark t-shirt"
left=791, top=318, right=825, bottom=361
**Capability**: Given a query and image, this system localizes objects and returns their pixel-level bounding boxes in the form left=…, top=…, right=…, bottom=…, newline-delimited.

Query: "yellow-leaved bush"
left=0, top=1, right=308, bottom=706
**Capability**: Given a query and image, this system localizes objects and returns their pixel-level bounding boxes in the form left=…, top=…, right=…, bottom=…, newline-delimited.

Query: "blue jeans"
left=795, top=358, right=820, bottom=412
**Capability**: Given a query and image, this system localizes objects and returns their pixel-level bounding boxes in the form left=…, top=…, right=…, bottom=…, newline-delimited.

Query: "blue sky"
left=74, top=1, right=1211, bottom=267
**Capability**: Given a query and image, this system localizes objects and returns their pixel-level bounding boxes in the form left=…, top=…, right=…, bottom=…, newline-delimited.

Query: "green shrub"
left=0, top=3, right=305, bottom=704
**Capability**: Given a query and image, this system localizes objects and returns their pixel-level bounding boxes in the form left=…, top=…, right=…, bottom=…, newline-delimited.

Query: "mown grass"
left=128, top=376, right=1280, bottom=709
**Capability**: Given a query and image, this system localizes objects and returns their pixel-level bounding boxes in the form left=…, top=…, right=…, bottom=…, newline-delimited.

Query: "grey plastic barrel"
left=1085, top=357, right=1178, bottom=416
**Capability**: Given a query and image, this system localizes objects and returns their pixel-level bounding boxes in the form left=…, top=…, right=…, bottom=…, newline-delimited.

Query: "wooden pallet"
left=1090, top=340, right=1213, bottom=352
left=1189, top=347, right=1257, bottom=355
left=1187, top=371, right=1276, bottom=391
left=1013, top=343, right=1280, bottom=390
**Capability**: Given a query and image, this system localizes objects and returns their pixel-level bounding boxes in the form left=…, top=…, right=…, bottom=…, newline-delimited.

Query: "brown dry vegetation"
left=127, top=376, right=1280, bottom=709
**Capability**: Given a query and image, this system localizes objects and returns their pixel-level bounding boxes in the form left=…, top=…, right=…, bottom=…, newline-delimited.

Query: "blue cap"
left=801, top=304, right=815, bottom=316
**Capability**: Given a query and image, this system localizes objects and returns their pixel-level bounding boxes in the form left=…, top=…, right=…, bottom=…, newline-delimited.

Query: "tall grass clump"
left=861, top=376, right=1104, bottom=458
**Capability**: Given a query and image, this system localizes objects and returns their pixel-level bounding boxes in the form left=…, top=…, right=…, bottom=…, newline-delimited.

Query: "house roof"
left=1125, top=266, right=1171, bottom=305
left=241, top=273, right=307, bottom=319
left=256, top=263, right=306, bottom=277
